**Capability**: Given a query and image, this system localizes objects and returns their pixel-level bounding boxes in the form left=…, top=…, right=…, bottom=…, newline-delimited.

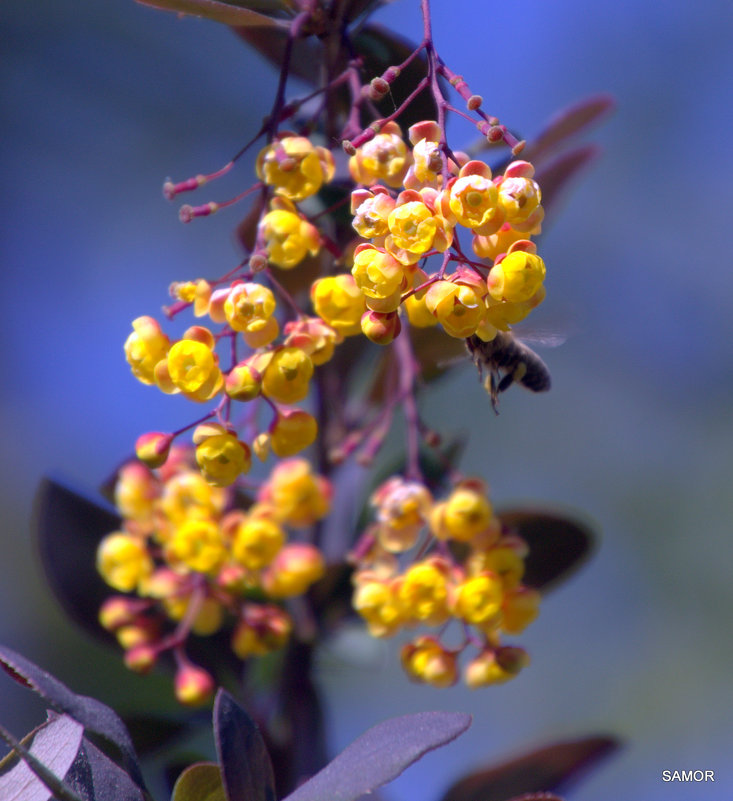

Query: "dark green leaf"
left=171, top=763, right=228, bottom=801
left=497, top=507, right=596, bottom=592
left=439, top=736, right=618, bottom=801
left=282, top=711, right=471, bottom=801
left=136, top=0, right=289, bottom=27
left=0, top=714, right=84, bottom=801
left=0, top=646, right=148, bottom=795
left=213, top=690, right=276, bottom=801
left=33, top=477, right=120, bottom=645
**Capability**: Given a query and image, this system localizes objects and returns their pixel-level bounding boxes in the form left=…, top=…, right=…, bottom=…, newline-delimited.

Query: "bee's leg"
left=497, top=362, right=527, bottom=394
left=487, top=372, right=500, bottom=415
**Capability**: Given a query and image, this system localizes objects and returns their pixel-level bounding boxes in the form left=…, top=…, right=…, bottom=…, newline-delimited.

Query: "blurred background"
left=2, top=0, right=733, bottom=799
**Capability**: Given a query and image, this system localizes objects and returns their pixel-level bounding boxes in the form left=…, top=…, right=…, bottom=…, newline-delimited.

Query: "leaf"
left=136, top=0, right=290, bottom=27
left=0, top=646, right=148, bottom=795
left=233, top=27, right=323, bottom=85
left=282, top=711, right=472, bottom=801
left=172, top=763, right=228, bottom=801
left=534, top=145, right=601, bottom=219
left=439, top=736, right=618, bottom=801
left=213, top=690, right=276, bottom=801
left=0, top=714, right=84, bottom=801
left=64, top=738, right=148, bottom=801
left=522, top=95, right=615, bottom=166
left=497, top=508, right=596, bottom=592
left=33, top=477, right=121, bottom=645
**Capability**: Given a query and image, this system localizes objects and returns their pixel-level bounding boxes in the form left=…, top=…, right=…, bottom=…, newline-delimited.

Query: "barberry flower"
left=397, top=558, right=451, bottom=625
left=401, top=636, right=458, bottom=688
left=269, top=409, right=318, bottom=457
left=283, top=317, right=343, bottom=366
left=135, top=431, right=173, bottom=469
left=174, top=663, right=215, bottom=707
left=231, top=605, right=292, bottom=658
left=124, top=316, right=171, bottom=385
left=430, top=480, right=494, bottom=542
left=311, top=274, right=366, bottom=336
left=258, top=458, right=332, bottom=527
left=164, top=336, right=223, bottom=401
left=348, top=122, right=410, bottom=188
left=361, top=309, right=402, bottom=345
left=496, top=161, right=542, bottom=226
left=256, top=135, right=335, bottom=202
left=352, top=244, right=410, bottom=312
left=259, top=197, right=321, bottom=269
left=351, top=186, right=396, bottom=240
left=194, top=425, right=252, bottom=487
left=262, top=543, right=325, bottom=598
left=487, top=242, right=546, bottom=303
left=371, top=476, right=433, bottom=553
left=452, top=573, right=504, bottom=627
left=425, top=276, right=487, bottom=339
left=261, top=346, right=314, bottom=404
left=223, top=282, right=278, bottom=340
left=445, top=161, right=504, bottom=235
left=167, top=518, right=226, bottom=575
left=352, top=576, right=406, bottom=637
left=385, top=189, right=453, bottom=265
left=97, top=532, right=153, bottom=592
left=231, top=516, right=285, bottom=571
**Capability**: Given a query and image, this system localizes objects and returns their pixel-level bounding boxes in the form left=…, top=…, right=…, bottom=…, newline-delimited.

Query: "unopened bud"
left=342, top=140, right=357, bottom=156
left=174, top=663, right=215, bottom=707
left=467, top=94, right=483, bottom=111
left=135, top=431, right=173, bottom=469
left=124, top=644, right=158, bottom=674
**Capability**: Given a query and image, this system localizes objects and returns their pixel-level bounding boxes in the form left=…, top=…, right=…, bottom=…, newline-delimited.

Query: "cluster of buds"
left=96, top=451, right=329, bottom=705
left=351, top=476, right=539, bottom=688
left=342, top=120, right=547, bottom=345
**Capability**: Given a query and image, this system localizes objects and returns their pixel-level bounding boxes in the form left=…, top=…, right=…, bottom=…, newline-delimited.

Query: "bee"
left=466, top=331, right=552, bottom=412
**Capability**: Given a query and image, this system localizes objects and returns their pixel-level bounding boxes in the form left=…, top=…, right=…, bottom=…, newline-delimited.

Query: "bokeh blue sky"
left=2, top=1, right=733, bottom=800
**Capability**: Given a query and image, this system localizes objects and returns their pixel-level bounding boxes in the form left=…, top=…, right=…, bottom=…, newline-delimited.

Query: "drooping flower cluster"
left=96, top=450, right=330, bottom=705
left=351, top=476, right=540, bottom=688
left=342, top=120, right=547, bottom=345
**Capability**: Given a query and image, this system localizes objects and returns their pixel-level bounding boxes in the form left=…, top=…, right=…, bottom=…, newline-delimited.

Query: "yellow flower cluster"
left=351, top=475, right=540, bottom=688
left=338, top=120, right=547, bottom=345
left=97, top=451, right=330, bottom=702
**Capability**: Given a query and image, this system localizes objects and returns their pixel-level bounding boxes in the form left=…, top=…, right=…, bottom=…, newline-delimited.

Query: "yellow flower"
left=166, top=339, right=219, bottom=394
left=401, top=635, right=458, bottom=688
left=262, top=543, right=325, bottom=598
left=431, top=482, right=494, bottom=542
left=398, top=560, right=450, bottom=625
left=259, top=458, right=332, bottom=528
left=352, top=577, right=406, bottom=637
left=502, top=588, right=541, bottom=634
left=124, top=316, right=170, bottom=385
left=232, top=517, right=285, bottom=571
left=447, top=171, right=503, bottom=234
left=167, top=518, right=226, bottom=575
left=270, top=410, right=318, bottom=458
left=452, top=573, right=504, bottom=626
left=261, top=347, right=314, bottom=404
left=231, top=605, right=292, bottom=658
left=283, top=317, right=343, bottom=366
left=260, top=199, right=321, bottom=269
left=256, top=135, right=335, bottom=202
left=159, top=470, right=227, bottom=528
left=425, top=279, right=486, bottom=339
left=97, top=532, right=153, bottom=592
left=348, top=122, right=410, bottom=188
left=195, top=432, right=251, bottom=487
left=351, top=244, right=409, bottom=312
left=487, top=249, right=546, bottom=303
left=497, top=163, right=542, bottom=225
left=310, top=274, right=366, bottom=336
left=223, top=282, right=277, bottom=334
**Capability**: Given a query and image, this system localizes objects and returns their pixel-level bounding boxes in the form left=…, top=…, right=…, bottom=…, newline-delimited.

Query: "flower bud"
left=174, top=663, right=215, bottom=707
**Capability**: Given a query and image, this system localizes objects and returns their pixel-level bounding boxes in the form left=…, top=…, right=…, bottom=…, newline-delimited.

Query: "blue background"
left=2, top=1, right=733, bottom=799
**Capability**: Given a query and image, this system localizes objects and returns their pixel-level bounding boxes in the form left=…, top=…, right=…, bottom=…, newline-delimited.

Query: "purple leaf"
left=136, top=0, right=290, bottom=27
left=282, top=711, right=472, bottom=801
left=0, top=646, right=147, bottom=794
left=439, top=736, right=618, bottom=801
left=33, top=477, right=120, bottom=646
left=497, top=508, right=596, bottom=592
left=0, top=714, right=84, bottom=801
left=213, top=690, right=276, bottom=801
left=534, top=144, right=602, bottom=218
left=523, top=95, right=615, bottom=165
left=64, top=738, right=148, bottom=801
